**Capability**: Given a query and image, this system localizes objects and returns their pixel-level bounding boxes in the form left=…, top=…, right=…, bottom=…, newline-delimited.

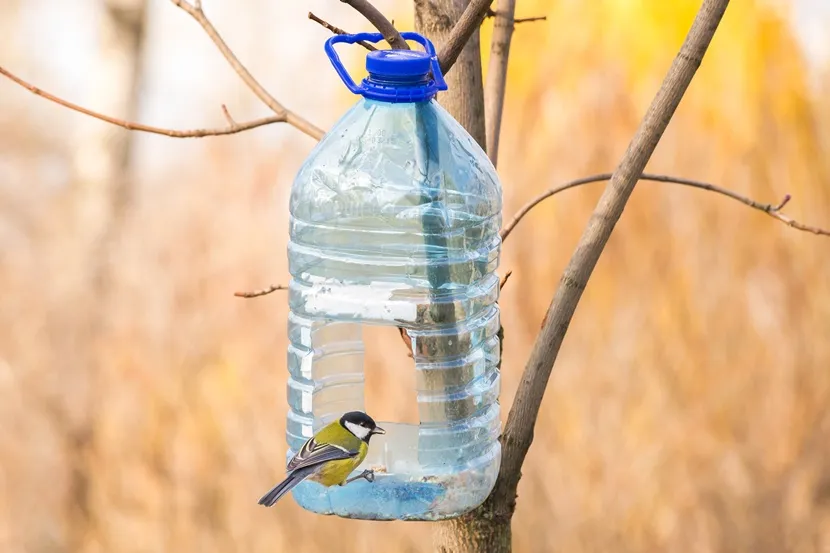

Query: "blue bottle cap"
left=365, top=49, right=432, bottom=81
left=325, top=32, right=449, bottom=103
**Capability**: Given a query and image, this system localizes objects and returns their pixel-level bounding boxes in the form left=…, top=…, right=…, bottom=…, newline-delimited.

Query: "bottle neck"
left=360, top=72, right=438, bottom=103
left=366, top=72, right=430, bottom=86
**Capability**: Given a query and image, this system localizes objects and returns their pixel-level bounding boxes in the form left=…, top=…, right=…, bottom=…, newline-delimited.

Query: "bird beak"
left=372, top=427, right=386, bottom=435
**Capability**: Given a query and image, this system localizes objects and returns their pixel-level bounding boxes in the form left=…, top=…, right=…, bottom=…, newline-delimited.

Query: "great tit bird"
left=257, top=411, right=385, bottom=507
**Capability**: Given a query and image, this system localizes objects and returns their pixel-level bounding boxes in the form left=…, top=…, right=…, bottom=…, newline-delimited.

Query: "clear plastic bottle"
left=285, top=32, right=502, bottom=521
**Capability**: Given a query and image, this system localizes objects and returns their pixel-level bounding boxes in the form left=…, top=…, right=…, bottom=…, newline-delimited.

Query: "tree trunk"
left=73, top=0, right=147, bottom=250
left=415, top=0, right=487, bottom=149
left=414, top=2, right=500, bottom=551
left=484, top=0, right=515, bottom=165
left=66, top=1, right=147, bottom=551
left=434, top=511, right=511, bottom=553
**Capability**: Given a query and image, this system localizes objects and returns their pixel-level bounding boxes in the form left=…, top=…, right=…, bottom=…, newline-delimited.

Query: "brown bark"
left=435, top=0, right=493, bottom=76
left=414, top=1, right=494, bottom=549
left=341, top=0, right=409, bottom=49
left=484, top=0, right=515, bottom=166
left=415, top=0, right=487, bottom=149
left=434, top=511, right=511, bottom=553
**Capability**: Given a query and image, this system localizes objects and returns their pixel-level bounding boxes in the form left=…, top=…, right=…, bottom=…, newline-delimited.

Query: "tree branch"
left=340, top=0, right=498, bottom=76
left=0, top=65, right=287, bottom=138
left=225, top=163, right=830, bottom=302
left=499, top=269, right=513, bottom=290
left=485, top=8, right=546, bottom=24
left=233, top=285, right=287, bottom=298
left=340, top=0, right=409, bottom=49
left=170, top=0, right=324, bottom=140
left=513, top=15, right=546, bottom=24
left=339, top=0, right=498, bottom=79
left=308, top=12, right=377, bottom=51
left=489, top=0, right=732, bottom=524
left=500, top=173, right=830, bottom=241
left=437, top=0, right=494, bottom=74
left=1, top=2, right=328, bottom=139
left=484, top=0, right=516, bottom=166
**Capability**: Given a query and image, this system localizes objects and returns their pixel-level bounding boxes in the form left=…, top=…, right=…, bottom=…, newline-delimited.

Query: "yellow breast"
left=307, top=444, right=368, bottom=487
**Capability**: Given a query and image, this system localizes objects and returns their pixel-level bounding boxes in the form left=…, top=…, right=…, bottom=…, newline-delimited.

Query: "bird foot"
left=344, top=469, right=375, bottom=485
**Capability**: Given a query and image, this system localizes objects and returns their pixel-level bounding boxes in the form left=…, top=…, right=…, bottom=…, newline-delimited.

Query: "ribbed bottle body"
left=285, top=98, right=502, bottom=520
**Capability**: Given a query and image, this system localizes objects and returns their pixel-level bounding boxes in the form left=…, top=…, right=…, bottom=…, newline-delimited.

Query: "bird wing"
left=285, top=436, right=359, bottom=473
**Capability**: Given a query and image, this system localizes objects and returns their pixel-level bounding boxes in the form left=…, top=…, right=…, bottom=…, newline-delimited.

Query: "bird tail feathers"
left=257, top=468, right=314, bottom=507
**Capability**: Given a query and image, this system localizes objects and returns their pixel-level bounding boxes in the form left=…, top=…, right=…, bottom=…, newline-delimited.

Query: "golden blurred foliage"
left=1, top=1, right=829, bottom=552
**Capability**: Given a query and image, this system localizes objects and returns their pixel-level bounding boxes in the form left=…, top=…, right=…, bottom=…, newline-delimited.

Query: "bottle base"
left=290, top=443, right=500, bottom=521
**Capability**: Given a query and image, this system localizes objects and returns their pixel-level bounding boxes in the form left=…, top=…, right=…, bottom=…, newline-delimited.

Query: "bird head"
left=340, top=411, right=385, bottom=442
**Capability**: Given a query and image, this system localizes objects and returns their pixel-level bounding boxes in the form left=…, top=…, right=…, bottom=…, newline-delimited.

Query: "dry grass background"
left=2, top=0, right=830, bottom=552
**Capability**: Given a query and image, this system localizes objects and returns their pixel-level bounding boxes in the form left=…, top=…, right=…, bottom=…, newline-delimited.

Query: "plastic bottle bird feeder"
left=285, top=32, right=503, bottom=521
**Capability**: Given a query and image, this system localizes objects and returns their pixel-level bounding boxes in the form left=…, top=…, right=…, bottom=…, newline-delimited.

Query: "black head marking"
left=339, top=411, right=385, bottom=442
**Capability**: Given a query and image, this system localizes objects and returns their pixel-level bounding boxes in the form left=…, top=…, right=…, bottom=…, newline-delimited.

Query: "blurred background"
left=1, top=0, right=829, bottom=552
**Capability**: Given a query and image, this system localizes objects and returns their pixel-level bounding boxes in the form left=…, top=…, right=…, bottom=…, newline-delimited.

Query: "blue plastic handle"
left=324, top=32, right=448, bottom=95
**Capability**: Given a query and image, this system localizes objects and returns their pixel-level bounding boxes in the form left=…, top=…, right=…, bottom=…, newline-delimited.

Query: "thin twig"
left=500, top=173, right=830, bottom=241
left=169, top=0, right=324, bottom=140
left=220, top=104, right=236, bottom=126
left=340, top=0, right=409, bottom=49
left=0, top=65, right=288, bottom=138
left=308, top=12, right=377, bottom=51
left=499, top=270, right=513, bottom=290
left=486, top=0, right=733, bottom=525
left=233, top=285, right=287, bottom=298
left=484, top=8, right=547, bottom=24
left=515, top=15, right=547, bottom=23
left=484, top=0, right=516, bottom=166
left=399, top=327, right=414, bottom=359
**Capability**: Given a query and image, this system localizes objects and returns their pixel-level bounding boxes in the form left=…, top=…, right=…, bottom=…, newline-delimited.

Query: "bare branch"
left=220, top=104, right=236, bottom=126
left=762, top=195, right=830, bottom=235
left=1, top=2, right=327, bottom=140
left=437, top=0, right=494, bottom=74
left=308, top=11, right=377, bottom=51
left=498, top=269, right=513, bottom=290
left=488, top=0, right=732, bottom=526
left=514, top=15, right=546, bottom=24
left=500, top=173, right=830, bottom=241
left=0, top=65, right=286, bottom=138
left=484, top=1, right=547, bottom=165
left=340, top=0, right=409, bottom=49
left=484, top=0, right=516, bottom=166
left=484, top=8, right=547, bottom=24
left=169, top=0, right=324, bottom=140
left=233, top=285, right=288, bottom=299
left=399, top=327, right=414, bottom=359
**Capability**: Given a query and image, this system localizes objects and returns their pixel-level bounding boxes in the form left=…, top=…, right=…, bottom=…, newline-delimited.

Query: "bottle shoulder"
left=290, top=99, right=502, bottom=225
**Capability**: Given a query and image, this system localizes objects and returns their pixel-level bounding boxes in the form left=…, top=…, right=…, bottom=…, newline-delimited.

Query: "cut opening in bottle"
left=285, top=310, right=502, bottom=520
left=363, top=324, right=420, bottom=425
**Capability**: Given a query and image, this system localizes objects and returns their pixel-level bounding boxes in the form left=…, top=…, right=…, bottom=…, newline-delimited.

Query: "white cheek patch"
left=345, top=421, right=371, bottom=439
